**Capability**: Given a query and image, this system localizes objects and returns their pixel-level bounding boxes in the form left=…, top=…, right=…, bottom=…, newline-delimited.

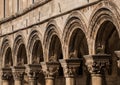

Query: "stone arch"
left=89, top=1, right=120, bottom=54
left=13, top=35, right=28, bottom=66
left=27, top=30, right=44, bottom=64
left=43, top=20, right=63, bottom=61
left=89, top=2, right=120, bottom=85
left=63, top=11, right=88, bottom=59
left=63, top=11, right=89, bottom=85
left=43, top=20, right=64, bottom=83
left=1, top=38, right=13, bottom=67
left=89, top=0, right=120, bottom=54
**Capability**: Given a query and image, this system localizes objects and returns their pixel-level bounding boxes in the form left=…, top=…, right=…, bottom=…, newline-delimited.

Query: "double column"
left=84, top=54, right=111, bottom=85
left=12, top=66, right=25, bottom=85
left=41, top=61, right=59, bottom=85
left=1, top=68, right=12, bottom=85
left=26, top=64, right=41, bottom=85
left=59, top=58, right=81, bottom=85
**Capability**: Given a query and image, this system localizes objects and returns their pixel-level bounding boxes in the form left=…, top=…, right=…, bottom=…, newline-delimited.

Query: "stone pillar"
left=59, top=58, right=81, bottom=85
left=0, top=0, right=4, bottom=19
left=41, top=62, right=59, bottom=85
left=26, top=64, right=41, bottom=85
left=84, top=54, right=111, bottom=85
left=12, top=66, right=25, bottom=85
left=1, top=68, right=12, bottom=85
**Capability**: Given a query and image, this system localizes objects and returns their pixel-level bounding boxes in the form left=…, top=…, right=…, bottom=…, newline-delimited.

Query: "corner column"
left=1, top=68, right=12, bottom=85
left=41, top=62, right=59, bottom=85
left=26, top=64, right=41, bottom=85
left=12, top=66, right=25, bottom=85
left=84, top=54, right=111, bottom=85
left=59, top=58, right=81, bottom=85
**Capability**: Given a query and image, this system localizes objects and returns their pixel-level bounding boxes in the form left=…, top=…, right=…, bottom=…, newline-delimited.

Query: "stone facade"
left=0, top=0, right=120, bottom=85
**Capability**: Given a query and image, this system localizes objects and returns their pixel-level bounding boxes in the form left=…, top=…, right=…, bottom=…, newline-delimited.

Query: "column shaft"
left=91, top=74, right=102, bottom=85
left=29, top=78, right=37, bottom=85
left=2, top=80, right=9, bottom=85
left=45, top=78, right=54, bottom=85
left=66, top=77, right=75, bottom=85
left=14, top=79, right=23, bottom=85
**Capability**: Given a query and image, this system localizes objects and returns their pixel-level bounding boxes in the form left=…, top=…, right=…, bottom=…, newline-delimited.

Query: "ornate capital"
left=26, top=64, right=42, bottom=79
left=84, top=54, right=111, bottom=74
left=41, top=62, right=59, bottom=79
left=12, top=66, right=25, bottom=80
left=1, top=68, right=12, bottom=80
left=59, top=58, right=81, bottom=77
left=115, top=51, right=120, bottom=68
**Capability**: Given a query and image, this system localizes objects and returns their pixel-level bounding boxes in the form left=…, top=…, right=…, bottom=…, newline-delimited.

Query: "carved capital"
left=26, top=64, right=42, bottom=80
left=41, top=62, right=59, bottom=79
left=115, top=51, right=120, bottom=68
left=84, top=54, right=111, bottom=74
left=59, top=58, right=81, bottom=77
left=12, top=66, right=25, bottom=80
left=1, top=68, right=12, bottom=80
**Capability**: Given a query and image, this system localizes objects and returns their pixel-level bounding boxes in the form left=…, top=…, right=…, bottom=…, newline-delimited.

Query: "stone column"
left=26, top=64, right=42, bottom=85
left=12, top=66, right=25, bottom=85
left=41, top=62, right=59, bottom=85
left=84, top=54, right=111, bottom=85
left=1, top=68, right=12, bottom=85
left=59, top=58, right=81, bottom=85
